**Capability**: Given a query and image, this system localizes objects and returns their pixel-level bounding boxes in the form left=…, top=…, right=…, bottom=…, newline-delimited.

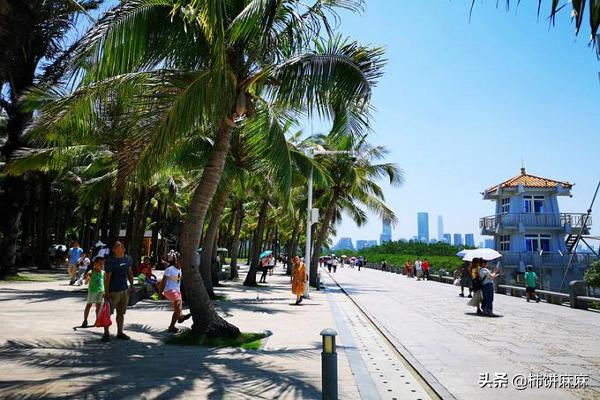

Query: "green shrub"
left=166, top=330, right=268, bottom=350
left=584, top=261, right=600, bottom=289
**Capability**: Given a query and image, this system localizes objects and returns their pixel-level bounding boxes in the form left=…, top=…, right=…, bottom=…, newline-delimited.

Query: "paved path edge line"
left=325, top=270, right=457, bottom=400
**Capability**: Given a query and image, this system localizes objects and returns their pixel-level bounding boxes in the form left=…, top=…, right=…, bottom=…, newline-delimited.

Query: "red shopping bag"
left=95, top=301, right=112, bottom=328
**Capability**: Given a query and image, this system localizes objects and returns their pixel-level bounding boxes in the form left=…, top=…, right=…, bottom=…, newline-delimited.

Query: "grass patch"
left=167, top=330, right=268, bottom=350
left=212, top=294, right=229, bottom=301
left=1, top=273, right=59, bottom=283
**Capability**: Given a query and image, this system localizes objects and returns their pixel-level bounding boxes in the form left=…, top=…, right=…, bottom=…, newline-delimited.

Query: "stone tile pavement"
left=327, top=266, right=600, bottom=400
left=0, top=264, right=360, bottom=399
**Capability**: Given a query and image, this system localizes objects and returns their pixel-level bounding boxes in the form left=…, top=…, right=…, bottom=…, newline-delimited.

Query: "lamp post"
left=304, top=149, right=355, bottom=298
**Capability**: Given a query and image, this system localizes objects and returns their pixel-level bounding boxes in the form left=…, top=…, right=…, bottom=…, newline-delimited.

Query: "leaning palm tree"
left=28, top=0, right=384, bottom=337
left=306, top=134, right=404, bottom=286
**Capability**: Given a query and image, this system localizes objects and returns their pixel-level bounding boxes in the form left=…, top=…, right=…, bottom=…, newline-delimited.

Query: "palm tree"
left=306, top=134, right=404, bottom=286
left=25, top=0, right=384, bottom=337
left=0, top=0, right=101, bottom=276
left=471, top=1, right=599, bottom=45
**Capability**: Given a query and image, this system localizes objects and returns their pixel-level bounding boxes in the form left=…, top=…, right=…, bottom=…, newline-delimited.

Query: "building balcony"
left=498, top=251, right=597, bottom=267
left=479, top=213, right=591, bottom=235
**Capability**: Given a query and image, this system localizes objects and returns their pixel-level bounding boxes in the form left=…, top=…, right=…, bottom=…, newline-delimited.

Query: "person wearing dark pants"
left=478, top=261, right=499, bottom=317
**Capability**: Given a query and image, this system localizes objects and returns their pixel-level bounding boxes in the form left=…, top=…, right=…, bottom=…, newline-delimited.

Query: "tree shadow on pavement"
left=0, top=288, right=86, bottom=303
left=0, top=323, right=320, bottom=399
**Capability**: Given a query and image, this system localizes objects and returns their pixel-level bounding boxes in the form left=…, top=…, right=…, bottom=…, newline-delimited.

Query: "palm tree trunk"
left=108, top=192, right=124, bottom=244
left=243, top=197, right=269, bottom=286
left=200, top=187, right=228, bottom=298
left=151, top=200, right=161, bottom=262
left=286, top=224, right=301, bottom=276
left=178, top=122, right=240, bottom=337
left=310, top=193, right=339, bottom=286
left=35, top=174, right=51, bottom=267
left=229, top=203, right=244, bottom=280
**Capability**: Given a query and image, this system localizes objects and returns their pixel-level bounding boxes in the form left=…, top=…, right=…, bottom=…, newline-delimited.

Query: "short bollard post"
left=320, top=328, right=338, bottom=400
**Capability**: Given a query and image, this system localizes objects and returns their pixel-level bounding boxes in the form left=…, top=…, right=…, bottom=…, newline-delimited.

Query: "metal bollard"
left=320, top=328, right=338, bottom=400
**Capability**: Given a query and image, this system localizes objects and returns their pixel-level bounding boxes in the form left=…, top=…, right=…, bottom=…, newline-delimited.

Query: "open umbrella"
left=217, top=248, right=228, bottom=253
left=259, top=250, right=273, bottom=259
left=462, top=248, right=502, bottom=261
left=456, top=249, right=470, bottom=258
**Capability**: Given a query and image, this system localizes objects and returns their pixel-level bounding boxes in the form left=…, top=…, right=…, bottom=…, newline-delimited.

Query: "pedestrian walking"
left=268, top=254, right=275, bottom=276
left=291, top=256, right=307, bottom=305
left=332, top=257, right=339, bottom=273
left=479, top=260, right=499, bottom=316
left=75, top=251, right=91, bottom=286
left=67, top=241, right=84, bottom=285
left=381, top=259, right=387, bottom=272
left=524, top=265, right=541, bottom=303
left=458, top=262, right=473, bottom=298
left=326, top=257, right=332, bottom=273
left=81, top=256, right=105, bottom=328
left=467, top=258, right=483, bottom=314
left=415, top=258, right=423, bottom=280
left=404, top=260, right=414, bottom=278
left=422, top=258, right=430, bottom=280
left=259, top=254, right=271, bottom=283
left=159, top=260, right=191, bottom=332
left=102, top=241, right=134, bottom=342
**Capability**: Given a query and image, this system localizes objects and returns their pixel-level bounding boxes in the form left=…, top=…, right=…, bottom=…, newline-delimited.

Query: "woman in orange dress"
left=291, top=256, right=307, bottom=305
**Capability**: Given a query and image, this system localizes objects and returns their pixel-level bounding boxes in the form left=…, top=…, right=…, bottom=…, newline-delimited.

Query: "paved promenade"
left=0, top=265, right=360, bottom=399
left=325, top=266, right=600, bottom=400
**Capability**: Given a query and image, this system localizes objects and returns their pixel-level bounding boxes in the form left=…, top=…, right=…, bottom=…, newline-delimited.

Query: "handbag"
left=95, top=301, right=112, bottom=327
left=453, top=278, right=461, bottom=286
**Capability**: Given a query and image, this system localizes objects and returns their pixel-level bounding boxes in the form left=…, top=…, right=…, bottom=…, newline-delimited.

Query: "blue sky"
left=328, top=1, right=600, bottom=246
left=72, top=1, right=599, bottom=247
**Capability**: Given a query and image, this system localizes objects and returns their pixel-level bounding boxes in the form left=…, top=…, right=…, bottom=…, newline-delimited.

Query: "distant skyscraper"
left=465, top=233, right=475, bottom=247
left=453, top=233, right=463, bottom=247
left=437, top=215, right=444, bottom=241
left=380, top=217, right=392, bottom=244
left=417, top=212, right=429, bottom=242
left=356, top=240, right=378, bottom=251
left=333, top=237, right=354, bottom=251
left=442, top=233, right=451, bottom=244
left=484, top=239, right=495, bottom=249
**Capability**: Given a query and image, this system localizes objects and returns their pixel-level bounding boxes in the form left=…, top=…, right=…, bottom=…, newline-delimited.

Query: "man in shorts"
left=103, top=241, right=134, bottom=342
left=67, top=241, right=83, bottom=285
left=524, top=265, right=541, bottom=303
left=160, top=260, right=191, bottom=333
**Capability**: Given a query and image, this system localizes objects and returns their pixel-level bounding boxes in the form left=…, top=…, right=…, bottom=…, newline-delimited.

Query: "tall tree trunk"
left=125, top=194, right=137, bottom=250
left=151, top=200, right=161, bottom=262
left=200, top=187, right=228, bottom=298
left=310, top=193, right=339, bottom=286
left=35, top=174, right=51, bottom=267
left=97, top=193, right=110, bottom=243
left=108, top=192, right=124, bottom=244
left=229, top=203, right=244, bottom=280
left=178, top=122, right=239, bottom=337
left=286, top=224, right=301, bottom=276
left=243, top=197, right=269, bottom=286
left=129, top=187, right=147, bottom=268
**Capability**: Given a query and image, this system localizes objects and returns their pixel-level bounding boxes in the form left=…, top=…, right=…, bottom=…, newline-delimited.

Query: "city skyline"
left=328, top=1, right=599, bottom=246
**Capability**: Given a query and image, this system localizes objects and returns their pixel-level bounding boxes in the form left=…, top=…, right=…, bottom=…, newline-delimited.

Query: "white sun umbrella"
left=456, top=249, right=470, bottom=258
left=462, top=248, right=502, bottom=261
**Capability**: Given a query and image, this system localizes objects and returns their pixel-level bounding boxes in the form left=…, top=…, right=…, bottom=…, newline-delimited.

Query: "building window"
left=500, top=198, right=510, bottom=214
left=523, top=195, right=544, bottom=213
left=499, top=235, right=510, bottom=251
left=525, top=234, right=551, bottom=252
